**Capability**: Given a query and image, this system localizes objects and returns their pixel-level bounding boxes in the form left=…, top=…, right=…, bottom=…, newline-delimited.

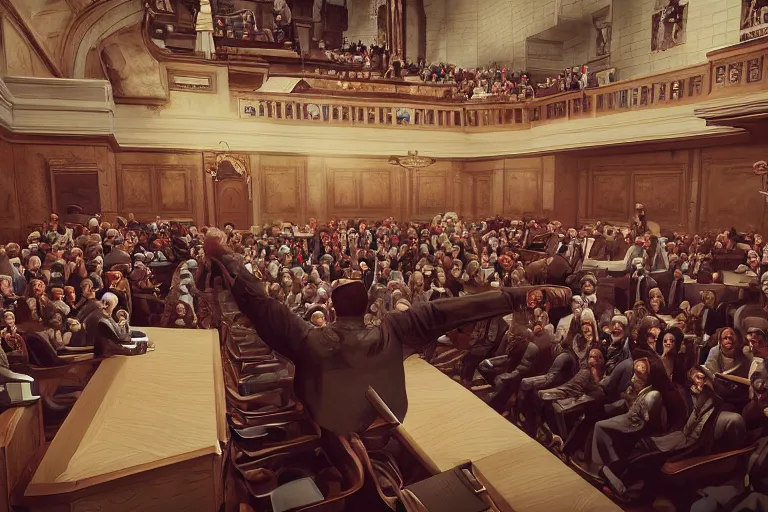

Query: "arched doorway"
left=213, top=157, right=252, bottom=230
left=404, top=0, right=425, bottom=63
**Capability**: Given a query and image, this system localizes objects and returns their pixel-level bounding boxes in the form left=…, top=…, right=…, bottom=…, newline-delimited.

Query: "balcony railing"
left=236, top=38, right=768, bottom=132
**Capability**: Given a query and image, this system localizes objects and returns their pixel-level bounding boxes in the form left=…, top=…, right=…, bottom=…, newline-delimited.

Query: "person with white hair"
left=83, top=291, right=148, bottom=357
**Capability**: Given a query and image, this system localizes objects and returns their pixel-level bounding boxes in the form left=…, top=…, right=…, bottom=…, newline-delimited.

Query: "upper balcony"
left=233, top=38, right=768, bottom=133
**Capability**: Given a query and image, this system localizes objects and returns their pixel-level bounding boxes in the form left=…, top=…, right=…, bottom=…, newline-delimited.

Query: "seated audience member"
left=587, top=357, right=663, bottom=469
left=656, top=326, right=691, bottom=387
left=602, top=365, right=745, bottom=501
left=705, top=327, right=752, bottom=411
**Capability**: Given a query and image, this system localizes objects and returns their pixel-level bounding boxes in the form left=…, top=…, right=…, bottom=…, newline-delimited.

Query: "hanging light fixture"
left=389, top=151, right=436, bottom=170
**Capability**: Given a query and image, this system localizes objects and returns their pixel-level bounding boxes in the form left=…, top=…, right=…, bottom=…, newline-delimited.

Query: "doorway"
left=214, top=159, right=252, bottom=230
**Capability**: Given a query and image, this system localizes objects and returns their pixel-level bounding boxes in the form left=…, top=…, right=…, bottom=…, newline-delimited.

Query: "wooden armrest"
left=58, top=354, right=95, bottom=363
left=662, top=445, right=757, bottom=475
left=58, top=346, right=95, bottom=353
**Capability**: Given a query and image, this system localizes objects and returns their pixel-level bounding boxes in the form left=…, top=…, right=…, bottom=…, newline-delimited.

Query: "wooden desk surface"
left=26, top=328, right=224, bottom=497
left=402, top=356, right=620, bottom=512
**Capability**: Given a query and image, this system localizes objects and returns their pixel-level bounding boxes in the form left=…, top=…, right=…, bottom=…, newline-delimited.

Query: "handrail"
left=232, top=38, right=768, bottom=132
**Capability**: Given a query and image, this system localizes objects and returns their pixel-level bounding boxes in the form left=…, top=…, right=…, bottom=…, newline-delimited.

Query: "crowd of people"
left=3, top=208, right=768, bottom=509
left=414, top=62, right=595, bottom=100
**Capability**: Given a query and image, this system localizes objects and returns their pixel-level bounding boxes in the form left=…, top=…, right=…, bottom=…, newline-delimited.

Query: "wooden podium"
left=22, top=328, right=226, bottom=512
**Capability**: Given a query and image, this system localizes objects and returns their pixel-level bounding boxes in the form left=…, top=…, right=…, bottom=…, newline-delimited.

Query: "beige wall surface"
left=345, top=0, right=379, bottom=46
left=612, top=0, right=742, bottom=80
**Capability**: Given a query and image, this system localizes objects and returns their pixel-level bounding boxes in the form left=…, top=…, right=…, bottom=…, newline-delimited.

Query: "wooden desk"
left=402, top=356, right=619, bottom=512
left=0, top=405, right=41, bottom=512
left=24, top=328, right=226, bottom=512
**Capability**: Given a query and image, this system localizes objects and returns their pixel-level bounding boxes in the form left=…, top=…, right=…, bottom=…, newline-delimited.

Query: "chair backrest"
left=23, top=332, right=66, bottom=368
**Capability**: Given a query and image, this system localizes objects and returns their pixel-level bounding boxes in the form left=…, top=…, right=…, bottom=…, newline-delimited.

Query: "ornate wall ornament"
left=389, top=151, right=435, bottom=170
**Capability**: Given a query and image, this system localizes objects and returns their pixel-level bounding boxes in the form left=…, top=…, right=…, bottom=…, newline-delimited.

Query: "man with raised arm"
left=203, top=230, right=571, bottom=435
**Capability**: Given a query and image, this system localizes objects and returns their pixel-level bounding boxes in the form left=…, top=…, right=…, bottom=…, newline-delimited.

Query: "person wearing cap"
left=202, top=230, right=570, bottom=435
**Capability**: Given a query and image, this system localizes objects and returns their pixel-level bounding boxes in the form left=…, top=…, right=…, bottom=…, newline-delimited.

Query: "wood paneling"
left=262, top=166, right=300, bottom=218
left=4, top=141, right=767, bottom=237
left=504, top=169, right=541, bottom=216
left=9, top=144, right=116, bottom=232
left=158, top=168, right=192, bottom=212
left=360, top=171, right=392, bottom=209
left=331, top=170, right=358, bottom=209
left=116, top=153, right=203, bottom=224
left=415, top=171, right=449, bottom=217
left=118, top=166, right=153, bottom=211
left=0, top=141, right=19, bottom=241
left=591, top=171, right=631, bottom=221
left=321, top=158, right=399, bottom=219
left=473, top=175, right=493, bottom=219
left=577, top=151, right=691, bottom=230
left=700, top=145, right=768, bottom=232
left=633, top=169, right=684, bottom=227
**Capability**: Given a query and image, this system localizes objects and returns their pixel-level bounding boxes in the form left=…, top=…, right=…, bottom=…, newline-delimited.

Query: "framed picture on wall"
left=651, top=0, right=688, bottom=53
left=48, top=161, right=101, bottom=223
left=741, top=0, right=768, bottom=42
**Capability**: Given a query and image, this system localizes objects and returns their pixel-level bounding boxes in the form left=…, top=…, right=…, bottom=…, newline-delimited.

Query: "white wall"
left=445, top=0, right=479, bottom=68
left=424, top=0, right=447, bottom=62
left=611, top=0, right=742, bottom=80
left=422, top=0, right=479, bottom=68
left=345, top=0, right=379, bottom=45
left=477, top=0, right=513, bottom=66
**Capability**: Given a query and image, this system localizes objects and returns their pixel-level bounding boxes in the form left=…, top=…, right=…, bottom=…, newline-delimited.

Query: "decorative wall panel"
left=578, top=151, right=691, bottom=231
left=360, top=172, right=392, bottom=210
left=0, top=142, right=18, bottom=224
left=262, top=167, right=300, bottom=217
left=701, top=160, right=764, bottom=232
left=116, top=153, right=203, bottom=224
left=503, top=170, right=540, bottom=215
left=415, top=171, right=449, bottom=217
left=158, top=168, right=192, bottom=212
left=11, top=145, right=114, bottom=230
left=331, top=171, right=359, bottom=210
left=473, top=175, right=493, bottom=219
left=591, top=171, right=631, bottom=221
left=633, top=170, right=684, bottom=227
left=118, top=166, right=154, bottom=212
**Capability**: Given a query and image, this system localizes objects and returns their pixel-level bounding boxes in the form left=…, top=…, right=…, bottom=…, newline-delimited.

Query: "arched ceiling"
left=3, top=0, right=143, bottom=78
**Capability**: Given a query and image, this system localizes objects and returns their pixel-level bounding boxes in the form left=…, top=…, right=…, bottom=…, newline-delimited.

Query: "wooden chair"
left=661, top=444, right=757, bottom=485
